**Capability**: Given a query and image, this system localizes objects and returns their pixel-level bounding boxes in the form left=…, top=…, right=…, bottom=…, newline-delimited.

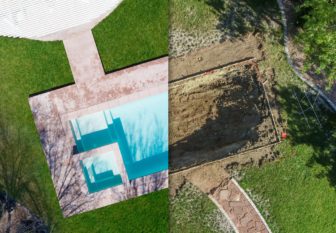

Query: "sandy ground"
left=169, top=63, right=278, bottom=172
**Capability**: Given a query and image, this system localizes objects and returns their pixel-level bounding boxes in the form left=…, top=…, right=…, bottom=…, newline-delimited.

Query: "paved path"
left=210, top=179, right=272, bottom=233
left=178, top=160, right=272, bottom=233
left=63, top=30, right=105, bottom=84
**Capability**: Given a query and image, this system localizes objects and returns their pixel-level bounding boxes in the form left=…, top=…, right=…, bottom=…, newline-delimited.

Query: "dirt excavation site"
left=169, top=62, right=278, bottom=171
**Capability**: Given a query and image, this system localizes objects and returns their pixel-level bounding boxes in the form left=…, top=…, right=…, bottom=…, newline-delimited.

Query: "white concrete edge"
left=276, top=0, right=336, bottom=113
left=207, top=195, right=239, bottom=233
left=231, top=178, right=273, bottom=233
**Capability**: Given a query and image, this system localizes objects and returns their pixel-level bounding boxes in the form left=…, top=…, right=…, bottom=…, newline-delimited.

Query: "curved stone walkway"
left=210, top=179, right=272, bottom=233
left=180, top=163, right=272, bottom=233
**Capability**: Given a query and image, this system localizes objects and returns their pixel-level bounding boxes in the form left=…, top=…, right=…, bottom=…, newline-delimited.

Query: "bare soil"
left=169, top=34, right=262, bottom=82
left=169, top=143, right=281, bottom=198
left=169, top=63, right=277, bottom=171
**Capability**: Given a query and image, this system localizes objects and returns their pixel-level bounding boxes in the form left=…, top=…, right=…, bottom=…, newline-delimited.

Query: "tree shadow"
left=205, top=0, right=281, bottom=41
left=170, top=66, right=273, bottom=171
left=277, top=84, right=336, bottom=187
left=0, top=116, right=51, bottom=232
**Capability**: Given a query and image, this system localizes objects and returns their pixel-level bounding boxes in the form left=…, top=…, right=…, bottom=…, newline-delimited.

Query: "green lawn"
left=93, top=0, right=168, bottom=72
left=0, top=0, right=168, bottom=232
left=240, top=29, right=336, bottom=233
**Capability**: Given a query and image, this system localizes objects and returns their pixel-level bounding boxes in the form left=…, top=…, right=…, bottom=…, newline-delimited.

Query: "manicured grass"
left=240, top=30, right=336, bottom=233
left=59, top=190, right=168, bottom=233
left=0, top=0, right=169, bottom=231
left=93, top=0, right=168, bottom=72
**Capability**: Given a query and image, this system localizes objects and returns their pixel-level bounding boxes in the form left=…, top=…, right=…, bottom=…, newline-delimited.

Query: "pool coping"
left=29, top=56, right=169, bottom=217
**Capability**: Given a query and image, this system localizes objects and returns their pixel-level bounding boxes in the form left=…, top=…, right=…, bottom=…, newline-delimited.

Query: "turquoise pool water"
left=71, top=92, right=168, bottom=192
left=81, top=152, right=122, bottom=193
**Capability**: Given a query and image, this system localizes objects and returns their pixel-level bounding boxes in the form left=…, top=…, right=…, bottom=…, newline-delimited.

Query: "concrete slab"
left=63, top=31, right=105, bottom=83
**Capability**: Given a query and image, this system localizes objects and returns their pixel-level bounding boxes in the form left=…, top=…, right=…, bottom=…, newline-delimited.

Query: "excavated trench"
left=169, top=63, right=277, bottom=172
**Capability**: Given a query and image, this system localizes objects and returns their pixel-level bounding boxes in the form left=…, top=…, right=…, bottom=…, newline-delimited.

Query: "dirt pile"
left=169, top=64, right=277, bottom=171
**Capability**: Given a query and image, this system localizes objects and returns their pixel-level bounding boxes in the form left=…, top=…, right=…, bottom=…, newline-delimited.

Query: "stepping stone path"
left=211, top=179, right=271, bottom=233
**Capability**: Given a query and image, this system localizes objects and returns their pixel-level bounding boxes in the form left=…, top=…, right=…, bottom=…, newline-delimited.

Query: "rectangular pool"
left=73, top=92, right=168, bottom=191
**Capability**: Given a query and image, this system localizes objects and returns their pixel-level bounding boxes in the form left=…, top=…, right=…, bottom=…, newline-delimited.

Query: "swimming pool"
left=72, top=92, right=168, bottom=191
left=81, top=152, right=122, bottom=193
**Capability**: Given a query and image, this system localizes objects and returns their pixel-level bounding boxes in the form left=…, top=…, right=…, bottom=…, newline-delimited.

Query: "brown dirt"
left=169, top=62, right=278, bottom=172
left=169, top=33, right=262, bottom=82
left=169, top=143, right=281, bottom=198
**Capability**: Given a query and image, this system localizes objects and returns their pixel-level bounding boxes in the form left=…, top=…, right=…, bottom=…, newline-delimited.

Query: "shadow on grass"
left=277, top=84, right=336, bottom=187
left=205, top=0, right=281, bottom=41
left=0, top=115, right=54, bottom=232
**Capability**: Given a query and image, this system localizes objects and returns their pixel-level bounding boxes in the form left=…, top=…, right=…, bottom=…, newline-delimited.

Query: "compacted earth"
left=169, top=63, right=277, bottom=171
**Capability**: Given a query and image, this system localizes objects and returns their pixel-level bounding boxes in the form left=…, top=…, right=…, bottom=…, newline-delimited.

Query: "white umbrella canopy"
left=0, top=0, right=123, bottom=40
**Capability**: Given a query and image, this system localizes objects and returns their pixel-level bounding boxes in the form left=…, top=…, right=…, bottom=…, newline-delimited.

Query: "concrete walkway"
left=63, top=30, right=105, bottom=84
left=211, top=179, right=272, bottom=233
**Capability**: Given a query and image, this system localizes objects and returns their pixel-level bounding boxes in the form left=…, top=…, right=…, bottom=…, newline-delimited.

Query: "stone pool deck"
left=29, top=31, right=168, bottom=217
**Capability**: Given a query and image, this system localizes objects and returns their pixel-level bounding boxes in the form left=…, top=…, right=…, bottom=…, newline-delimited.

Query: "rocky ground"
left=169, top=29, right=223, bottom=58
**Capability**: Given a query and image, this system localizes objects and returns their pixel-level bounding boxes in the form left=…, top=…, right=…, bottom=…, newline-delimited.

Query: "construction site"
left=168, top=33, right=284, bottom=233
left=170, top=61, right=279, bottom=172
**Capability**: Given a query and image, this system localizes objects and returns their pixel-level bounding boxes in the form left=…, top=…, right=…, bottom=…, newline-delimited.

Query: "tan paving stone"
left=233, top=206, right=244, bottom=216
left=209, top=179, right=271, bottom=233
left=230, top=192, right=241, bottom=202
left=229, top=200, right=245, bottom=207
left=219, top=189, right=231, bottom=201
left=256, top=221, right=266, bottom=231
